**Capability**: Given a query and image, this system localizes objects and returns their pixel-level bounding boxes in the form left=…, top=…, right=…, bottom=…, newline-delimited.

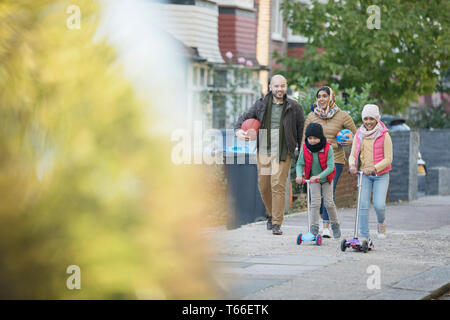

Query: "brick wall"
left=335, top=148, right=357, bottom=208
left=271, top=42, right=285, bottom=70
left=287, top=45, right=306, bottom=60
left=218, top=7, right=257, bottom=62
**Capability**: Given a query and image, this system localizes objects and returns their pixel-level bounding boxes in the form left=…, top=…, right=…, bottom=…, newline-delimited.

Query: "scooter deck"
left=344, top=238, right=374, bottom=251
left=301, top=232, right=316, bottom=242
left=297, top=232, right=322, bottom=246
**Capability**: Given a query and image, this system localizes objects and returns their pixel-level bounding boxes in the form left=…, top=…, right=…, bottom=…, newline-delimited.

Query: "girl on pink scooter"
left=349, top=104, right=393, bottom=242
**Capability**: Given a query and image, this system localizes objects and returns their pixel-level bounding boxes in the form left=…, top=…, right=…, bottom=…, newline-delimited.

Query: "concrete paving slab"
left=219, top=277, right=287, bottom=299
left=245, top=254, right=342, bottom=266
left=214, top=261, right=254, bottom=268
left=406, top=196, right=450, bottom=206
left=392, top=265, right=450, bottom=292
left=210, top=255, right=251, bottom=263
left=367, top=288, right=428, bottom=300
left=219, top=264, right=322, bottom=279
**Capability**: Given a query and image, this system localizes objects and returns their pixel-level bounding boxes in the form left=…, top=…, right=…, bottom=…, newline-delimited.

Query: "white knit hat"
left=362, top=104, right=380, bottom=121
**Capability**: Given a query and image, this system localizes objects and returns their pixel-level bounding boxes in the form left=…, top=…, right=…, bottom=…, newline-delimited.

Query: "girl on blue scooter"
left=296, top=123, right=341, bottom=239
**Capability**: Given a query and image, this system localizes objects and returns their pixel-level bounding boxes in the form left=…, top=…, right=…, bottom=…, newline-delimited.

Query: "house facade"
left=152, top=0, right=260, bottom=130
left=152, top=0, right=308, bottom=129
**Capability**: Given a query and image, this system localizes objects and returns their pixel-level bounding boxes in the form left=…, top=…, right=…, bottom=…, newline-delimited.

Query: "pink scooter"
left=340, top=171, right=375, bottom=253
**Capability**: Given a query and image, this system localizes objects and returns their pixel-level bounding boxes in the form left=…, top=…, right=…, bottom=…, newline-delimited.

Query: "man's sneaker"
left=331, top=223, right=341, bottom=239
left=272, top=224, right=283, bottom=235
left=322, top=227, right=331, bottom=238
left=267, top=217, right=272, bottom=230
left=377, top=222, right=387, bottom=239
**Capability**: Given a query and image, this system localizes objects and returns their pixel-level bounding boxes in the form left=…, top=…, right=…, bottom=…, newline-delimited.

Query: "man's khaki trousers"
left=256, top=152, right=292, bottom=226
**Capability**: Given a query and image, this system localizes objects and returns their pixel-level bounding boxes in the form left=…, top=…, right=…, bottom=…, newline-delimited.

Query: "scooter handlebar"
left=300, top=178, right=320, bottom=184
left=347, top=170, right=376, bottom=176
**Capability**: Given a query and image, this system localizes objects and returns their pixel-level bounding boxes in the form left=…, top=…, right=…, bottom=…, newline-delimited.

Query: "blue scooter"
left=296, top=178, right=322, bottom=246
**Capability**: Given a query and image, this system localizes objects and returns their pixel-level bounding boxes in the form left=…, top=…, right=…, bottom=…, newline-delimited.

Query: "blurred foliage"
left=293, top=77, right=376, bottom=128
left=290, top=163, right=305, bottom=196
left=436, top=68, right=450, bottom=94
left=286, top=194, right=307, bottom=215
left=203, top=164, right=228, bottom=226
left=407, top=104, right=450, bottom=129
left=0, top=0, right=222, bottom=299
left=280, top=0, right=450, bottom=114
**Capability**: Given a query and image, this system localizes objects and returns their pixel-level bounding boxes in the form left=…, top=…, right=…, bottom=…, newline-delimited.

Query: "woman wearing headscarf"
left=303, top=86, right=357, bottom=237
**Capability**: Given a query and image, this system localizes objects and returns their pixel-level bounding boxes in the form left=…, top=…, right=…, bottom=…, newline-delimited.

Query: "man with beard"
left=235, top=75, right=305, bottom=235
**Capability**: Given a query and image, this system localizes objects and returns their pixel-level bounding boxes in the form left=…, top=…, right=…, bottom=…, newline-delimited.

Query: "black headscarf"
left=305, top=123, right=327, bottom=153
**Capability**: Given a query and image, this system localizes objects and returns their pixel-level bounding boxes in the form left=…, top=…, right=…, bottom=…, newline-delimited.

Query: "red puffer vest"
left=303, top=142, right=336, bottom=183
left=354, top=121, right=392, bottom=176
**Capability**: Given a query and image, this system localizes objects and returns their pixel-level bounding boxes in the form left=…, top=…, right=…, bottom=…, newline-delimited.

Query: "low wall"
left=389, top=131, right=419, bottom=202
left=426, top=167, right=450, bottom=195
left=418, top=129, right=450, bottom=168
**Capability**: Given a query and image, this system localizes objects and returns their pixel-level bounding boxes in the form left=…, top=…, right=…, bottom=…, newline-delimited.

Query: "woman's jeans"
left=320, top=163, right=344, bottom=223
left=358, top=172, right=390, bottom=239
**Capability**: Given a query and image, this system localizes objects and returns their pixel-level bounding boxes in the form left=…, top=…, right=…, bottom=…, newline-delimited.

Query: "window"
left=287, top=27, right=308, bottom=43
left=214, top=70, right=228, bottom=88
left=200, top=68, right=205, bottom=87
left=193, top=66, right=199, bottom=87
left=212, top=94, right=227, bottom=129
left=235, top=69, right=250, bottom=88
left=192, top=65, right=209, bottom=89
left=271, top=0, right=284, bottom=40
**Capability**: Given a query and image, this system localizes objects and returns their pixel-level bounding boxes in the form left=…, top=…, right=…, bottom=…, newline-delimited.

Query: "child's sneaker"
left=331, top=223, right=341, bottom=239
left=322, top=227, right=331, bottom=238
left=377, top=222, right=387, bottom=239
left=310, top=225, right=319, bottom=236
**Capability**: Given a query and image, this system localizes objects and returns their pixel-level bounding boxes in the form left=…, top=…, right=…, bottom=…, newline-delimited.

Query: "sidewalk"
left=206, top=195, right=450, bottom=300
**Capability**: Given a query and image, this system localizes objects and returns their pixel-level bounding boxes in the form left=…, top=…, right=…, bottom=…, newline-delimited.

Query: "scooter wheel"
left=361, top=240, right=369, bottom=253
left=315, top=234, right=322, bottom=246
left=340, top=239, right=347, bottom=252
left=296, top=233, right=302, bottom=245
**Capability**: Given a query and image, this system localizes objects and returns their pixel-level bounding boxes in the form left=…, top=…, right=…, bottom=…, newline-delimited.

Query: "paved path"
left=205, top=195, right=450, bottom=300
